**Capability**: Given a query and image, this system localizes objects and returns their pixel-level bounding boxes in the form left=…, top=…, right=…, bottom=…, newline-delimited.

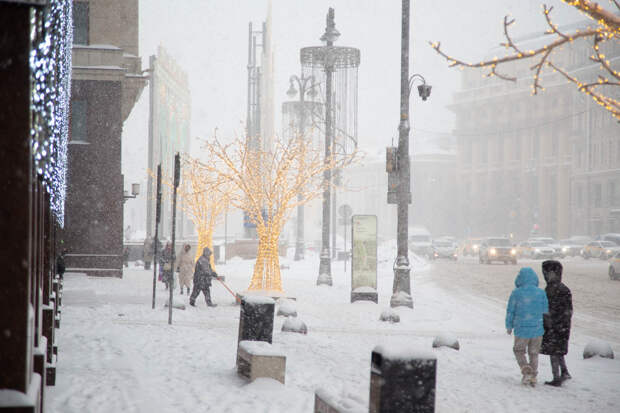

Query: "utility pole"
left=152, top=164, right=161, bottom=309
left=391, top=0, right=413, bottom=308
left=168, top=154, right=180, bottom=324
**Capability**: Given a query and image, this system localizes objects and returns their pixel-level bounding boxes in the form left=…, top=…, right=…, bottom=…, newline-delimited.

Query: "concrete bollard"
left=369, top=345, right=436, bottom=413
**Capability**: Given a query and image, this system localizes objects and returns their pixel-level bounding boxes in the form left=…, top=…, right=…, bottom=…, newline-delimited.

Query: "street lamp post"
left=301, top=7, right=359, bottom=286
left=285, top=74, right=318, bottom=261
left=390, top=0, right=431, bottom=308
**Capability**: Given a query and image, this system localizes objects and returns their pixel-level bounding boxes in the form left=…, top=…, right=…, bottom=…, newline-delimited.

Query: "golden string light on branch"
left=199, top=130, right=359, bottom=293
left=430, top=0, right=620, bottom=120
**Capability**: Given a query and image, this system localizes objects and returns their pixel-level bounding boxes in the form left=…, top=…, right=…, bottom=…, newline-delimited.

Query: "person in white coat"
left=176, top=244, right=194, bottom=295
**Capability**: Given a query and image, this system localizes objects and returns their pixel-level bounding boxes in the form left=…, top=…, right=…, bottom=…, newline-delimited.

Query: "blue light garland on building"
left=29, top=0, right=72, bottom=227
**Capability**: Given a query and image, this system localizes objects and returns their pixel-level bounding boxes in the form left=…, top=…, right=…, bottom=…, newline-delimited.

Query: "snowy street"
left=46, top=252, right=620, bottom=413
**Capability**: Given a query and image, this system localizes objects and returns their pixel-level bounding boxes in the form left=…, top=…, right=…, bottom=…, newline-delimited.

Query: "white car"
left=530, top=237, right=563, bottom=258
left=609, top=252, right=620, bottom=280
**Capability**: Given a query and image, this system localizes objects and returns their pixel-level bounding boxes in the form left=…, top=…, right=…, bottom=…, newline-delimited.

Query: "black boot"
left=544, top=379, right=562, bottom=387
left=187, top=287, right=190, bottom=295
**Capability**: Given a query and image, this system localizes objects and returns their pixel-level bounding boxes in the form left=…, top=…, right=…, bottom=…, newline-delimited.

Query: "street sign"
left=338, top=204, right=352, bottom=219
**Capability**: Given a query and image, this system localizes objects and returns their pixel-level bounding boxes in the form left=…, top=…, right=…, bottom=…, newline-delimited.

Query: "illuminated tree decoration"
left=150, top=155, right=233, bottom=268
left=30, top=0, right=73, bottom=226
left=202, top=132, right=357, bottom=293
left=431, top=0, right=620, bottom=120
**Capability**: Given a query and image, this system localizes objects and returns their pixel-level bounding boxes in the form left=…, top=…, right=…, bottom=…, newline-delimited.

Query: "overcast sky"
left=122, top=0, right=584, bottom=179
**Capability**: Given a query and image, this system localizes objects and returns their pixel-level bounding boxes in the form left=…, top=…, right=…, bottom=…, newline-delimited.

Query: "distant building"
left=451, top=21, right=619, bottom=239
left=65, top=0, right=147, bottom=276
left=145, top=46, right=191, bottom=242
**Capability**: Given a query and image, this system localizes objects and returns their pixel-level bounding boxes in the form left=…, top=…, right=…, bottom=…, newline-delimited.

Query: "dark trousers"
left=190, top=284, right=212, bottom=305
left=550, top=355, right=569, bottom=379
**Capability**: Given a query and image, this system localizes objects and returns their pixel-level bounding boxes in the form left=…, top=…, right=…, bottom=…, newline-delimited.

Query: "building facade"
left=64, top=0, right=146, bottom=276
left=451, top=23, right=619, bottom=240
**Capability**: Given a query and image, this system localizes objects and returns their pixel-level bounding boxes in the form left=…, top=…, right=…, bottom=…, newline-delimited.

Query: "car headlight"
left=490, top=248, right=497, bottom=255
left=535, top=248, right=540, bottom=253
left=473, top=245, right=479, bottom=251
left=562, top=247, right=568, bottom=253
left=511, top=249, right=516, bottom=255
left=606, top=249, right=612, bottom=254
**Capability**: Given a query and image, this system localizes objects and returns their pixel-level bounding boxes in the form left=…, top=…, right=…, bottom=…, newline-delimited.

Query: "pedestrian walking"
left=540, top=260, right=573, bottom=387
left=505, top=267, right=549, bottom=387
left=123, top=246, right=130, bottom=268
left=143, top=237, right=154, bottom=270
left=160, top=241, right=174, bottom=291
left=176, top=244, right=194, bottom=295
left=189, top=247, right=218, bottom=307
left=56, top=249, right=67, bottom=280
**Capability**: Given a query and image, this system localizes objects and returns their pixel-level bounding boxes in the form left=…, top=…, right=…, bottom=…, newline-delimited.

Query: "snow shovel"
left=215, top=276, right=241, bottom=304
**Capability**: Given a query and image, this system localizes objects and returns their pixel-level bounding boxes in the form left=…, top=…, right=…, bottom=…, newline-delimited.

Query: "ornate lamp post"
left=283, top=74, right=319, bottom=261
left=301, top=8, right=360, bottom=285
left=390, top=0, right=431, bottom=308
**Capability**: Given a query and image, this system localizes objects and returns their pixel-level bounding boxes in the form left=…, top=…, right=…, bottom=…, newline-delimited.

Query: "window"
left=576, top=185, right=583, bottom=208
left=610, top=181, right=618, bottom=207
left=480, top=140, right=488, bottom=164
left=551, top=131, right=559, bottom=157
left=593, top=183, right=602, bottom=208
left=497, top=135, right=504, bottom=163
left=73, top=1, right=89, bottom=45
left=70, top=100, right=87, bottom=142
left=514, top=135, right=521, bottom=161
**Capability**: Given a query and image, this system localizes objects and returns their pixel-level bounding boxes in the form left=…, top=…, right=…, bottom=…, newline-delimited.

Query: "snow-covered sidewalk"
left=47, top=252, right=620, bottom=412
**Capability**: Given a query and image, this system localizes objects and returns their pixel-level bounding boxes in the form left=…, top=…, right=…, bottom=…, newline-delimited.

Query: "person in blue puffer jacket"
left=505, top=267, right=549, bottom=387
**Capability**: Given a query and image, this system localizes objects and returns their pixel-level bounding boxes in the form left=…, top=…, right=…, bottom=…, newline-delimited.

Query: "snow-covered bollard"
left=379, top=309, right=400, bottom=323
left=317, top=273, right=332, bottom=286
left=432, top=333, right=460, bottom=351
left=281, top=317, right=308, bottom=334
left=583, top=341, right=615, bottom=359
left=237, top=296, right=275, bottom=346
left=351, top=286, right=378, bottom=304
left=389, top=291, right=413, bottom=308
left=370, top=345, right=436, bottom=413
left=237, top=340, right=286, bottom=384
left=314, top=387, right=366, bottom=413
left=276, top=299, right=297, bottom=317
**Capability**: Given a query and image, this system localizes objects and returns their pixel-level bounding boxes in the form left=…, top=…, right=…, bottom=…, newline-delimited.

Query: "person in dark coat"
left=189, top=247, right=218, bottom=307
left=540, top=260, right=573, bottom=387
left=56, top=249, right=67, bottom=280
left=160, top=242, right=174, bottom=290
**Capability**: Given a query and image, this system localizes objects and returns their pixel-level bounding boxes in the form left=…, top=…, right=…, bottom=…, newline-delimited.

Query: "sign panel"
left=351, top=215, right=377, bottom=291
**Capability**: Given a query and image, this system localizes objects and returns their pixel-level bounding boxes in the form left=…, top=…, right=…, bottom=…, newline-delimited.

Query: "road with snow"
left=426, top=256, right=620, bottom=346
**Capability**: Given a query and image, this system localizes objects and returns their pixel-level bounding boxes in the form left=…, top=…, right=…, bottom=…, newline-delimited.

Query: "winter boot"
left=187, top=287, right=190, bottom=295
left=560, top=371, right=571, bottom=381
left=521, top=365, right=534, bottom=386
left=544, top=378, right=563, bottom=387
left=180, top=289, right=183, bottom=295
left=189, top=300, right=195, bottom=307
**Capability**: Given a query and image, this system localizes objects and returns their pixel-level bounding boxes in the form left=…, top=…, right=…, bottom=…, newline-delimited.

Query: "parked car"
left=558, top=239, right=586, bottom=257
left=601, top=233, right=620, bottom=246
left=529, top=237, right=563, bottom=258
left=609, top=252, right=620, bottom=280
left=517, top=241, right=555, bottom=260
left=582, top=240, right=620, bottom=260
left=479, top=237, right=517, bottom=264
left=431, top=239, right=458, bottom=261
left=409, top=227, right=432, bottom=258
left=462, top=237, right=483, bottom=256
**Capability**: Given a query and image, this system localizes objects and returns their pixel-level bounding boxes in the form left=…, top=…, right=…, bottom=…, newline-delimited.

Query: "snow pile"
left=390, top=291, right=413, bottom=308
left=276, top=299, right=297, bottom=317
left=379, top=308, right=400, bottom=323
left=242, top=296, right=275, bottom=305
left=163, top=299, right=186, bottom=310
left=281, top=317, right=308, bottom=334
left=315, top=386, right=366, bottom=413
left=583, top=340, right=615, bottom=359
left=239, top=340, right=284, bottom=357
left=432, top=333, right=460, bottom=350
left=373, top=343, right=436, bottom=361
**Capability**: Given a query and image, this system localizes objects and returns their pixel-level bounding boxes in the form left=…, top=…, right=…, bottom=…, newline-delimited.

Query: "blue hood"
left=515, top=267, right=539, bottom=288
